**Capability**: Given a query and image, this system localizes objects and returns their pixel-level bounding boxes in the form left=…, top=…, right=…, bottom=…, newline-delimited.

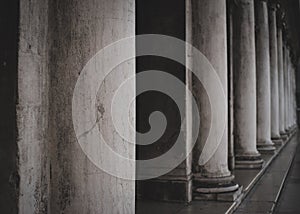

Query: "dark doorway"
left=0, top=0, right=20, bottom=212
left=136, top=0, right=186, bottom=204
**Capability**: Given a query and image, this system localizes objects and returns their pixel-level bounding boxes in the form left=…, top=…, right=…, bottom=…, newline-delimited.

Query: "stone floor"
left=235, top=133, right=298, bottom=213
left=274, top=134, right=300, bottom=214
left=136, top=132, right=299, bottom=214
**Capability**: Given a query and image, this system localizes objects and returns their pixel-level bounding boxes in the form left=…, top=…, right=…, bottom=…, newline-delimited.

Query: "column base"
left=235, top=154, right=264, bottom=169
left=291, top=125, right=298, bottom=132
left=287, top=126, right=295, bottom=133
left=257, top=140, right=276, bottom=154
left=289, top=126, right=298, bottom=137
left=272, top=136, right=284, bottom=145
left=280, top=131, right=289, bottom=141
left=193, top=174, right=242, bottom=202
left=285, top=126, right=297, bottom=139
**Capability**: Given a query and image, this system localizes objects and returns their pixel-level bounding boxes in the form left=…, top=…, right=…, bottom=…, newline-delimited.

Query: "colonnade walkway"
left=274, top=133, right=300, bottom=213
left=136, top=130, right=299, bottom=214
left=235, top=131, right=298, bottom=213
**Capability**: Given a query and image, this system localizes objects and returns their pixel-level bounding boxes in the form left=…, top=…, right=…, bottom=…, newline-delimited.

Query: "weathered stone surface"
left=48, top=0, right=135, bottom=213
left=17, top=0, right=50, bottom=212
left=16, top=0, right=136, bottom=213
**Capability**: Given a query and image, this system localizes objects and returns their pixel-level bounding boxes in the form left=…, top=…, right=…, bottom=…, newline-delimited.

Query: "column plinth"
left=235, top=153, right=264, bottom=169
left=194, top=174, right=241, bottom=201
left=257, top=139, right=276, bottom=153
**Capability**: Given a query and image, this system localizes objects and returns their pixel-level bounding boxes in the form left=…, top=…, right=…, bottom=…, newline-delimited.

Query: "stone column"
left=268, top=2, right=282, bottom=144
left=289, top=63, right=293, bottom=129
left=233, top=0, right=264, bottom=169
left=288, top=63, right=291, bottom=129
left=288, top=55, right=293, bottom=130
left=288, top=46, right=293, bottom=131
left=228, top=0, right=235, bottom=171
left=192, top=0, right=240, bottom=200
left=293, top=67, right=297, bottom=128
left=277, top=14, right=287, bottom=139
left=285, top=47, right=290, bottom=134
left=255, top=0, right=275, bottom=153
left=284, top=44, right=290, bottom=133
left=48, top=0, right=136, bottom=213
left=291, top=66, right=296, bottom=128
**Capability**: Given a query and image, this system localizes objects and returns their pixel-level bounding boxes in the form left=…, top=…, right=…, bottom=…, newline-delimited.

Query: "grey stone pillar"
left=288, top=61, right=294, bottom=132
left=268, top=2, right=282, bottom=144
left=233, top=0, right=264, bottom=169
left=48, top=0, right=136, bottom=213
left=284, top=45, right=293, bottom=134
left=255, top=0, right=275, bottom=153
left=277, top=16, right=287, bottom=139
left=287, top=56, right=291, bottom=130
left=285, top=46, right=290, bottom=133
left=288, top=54, right=293, bottom=130
left=192, top=0, right=240, bottom=200
left=289, top=63, right=293, bottom=129
left=293, top=67, right=297, bottom=127
left=291, top=66, right=296, bottom=128
left=228, top=0, right=235, bottom=171
left=284, top=44, right=290, bottom=133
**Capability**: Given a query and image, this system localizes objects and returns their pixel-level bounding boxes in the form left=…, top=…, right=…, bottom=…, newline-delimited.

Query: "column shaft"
left=290, top=64, right=293, bottom=128
left=292, top=66, right=296, bottom=127
left=284, top=45, right=289, bottom=132
left=233, top=0, right=263, bottom=168
left=255, top=0, right=275, bottom=153
left=288, top=55, right=293, bottom=129
left=277, top=25, right=287, bottom=138
left=48, top=0, right=135, bottom=212
left=192, top=0, right=239, bottom=195
left=293, top=67, right=297, bottom=127
left=268, top=3, right=282, bottom=144
left=228, top=0, right=235, bottom=171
